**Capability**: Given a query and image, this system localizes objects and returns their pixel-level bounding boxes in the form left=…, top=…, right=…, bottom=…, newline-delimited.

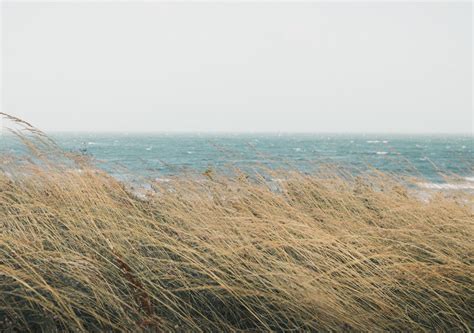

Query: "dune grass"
left=0, top=115, right=473, bottom=331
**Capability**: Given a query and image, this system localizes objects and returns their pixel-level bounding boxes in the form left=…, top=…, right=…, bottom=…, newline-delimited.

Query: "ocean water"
left=1, top=133, right=473, bottom=186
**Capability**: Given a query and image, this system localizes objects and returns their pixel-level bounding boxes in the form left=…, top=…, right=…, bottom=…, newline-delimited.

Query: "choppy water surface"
left=2, top=133, right=473, bottom=186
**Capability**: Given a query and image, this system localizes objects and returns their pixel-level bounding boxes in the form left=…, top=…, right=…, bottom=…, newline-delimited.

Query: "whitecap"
left=382, top=140, right=389, bottom=144
left=418, top=182, right=474, bottom=190
left=145, top=147, right=152, bottom=151
left=155, top=178, right=171, bottom=183
left=376, top=151, right=388, bottom=155
left=366, top=140, right=380, bottom=143
left=271, top=178, right=285, bottom=182
left=87, top=142, right=96, bottom=145
left=465, top=177, right=474, bottom=182
left=187, top=151, right=194, bottom=154
left=294, top=148, right=302, bottom=152
left=133, top=191, right=148, bottom=200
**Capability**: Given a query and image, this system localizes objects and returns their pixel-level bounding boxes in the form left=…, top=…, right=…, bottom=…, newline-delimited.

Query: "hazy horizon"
left=44, top=130, right=474, bottom=135
left=2, top=2, right=472, bottom=133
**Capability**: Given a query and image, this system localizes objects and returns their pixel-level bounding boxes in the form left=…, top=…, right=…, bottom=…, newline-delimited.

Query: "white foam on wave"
left=376, top=151, right=388, bottom=155
left=87, top=142, right=96, bottom=145
left=366, top=140, right=380, bottom=143
left=155, top=178, right=171, bottom=183
left=146, top=147, right=152, bottom=151
left=418, top=182, right=474, bottom=190
left=465, top=177, right=474, bottom=182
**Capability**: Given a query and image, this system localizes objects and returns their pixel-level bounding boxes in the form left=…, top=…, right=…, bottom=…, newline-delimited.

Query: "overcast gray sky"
left=1, top=1, right=472, bottom=133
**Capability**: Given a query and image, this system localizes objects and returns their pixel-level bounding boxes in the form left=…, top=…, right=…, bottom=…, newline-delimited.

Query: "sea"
left=1, top=133, right=473, bottom=189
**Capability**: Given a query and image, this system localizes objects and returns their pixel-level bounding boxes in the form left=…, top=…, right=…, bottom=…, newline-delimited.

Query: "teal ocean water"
left=57, top=133, right=473, bottom=184
left=2, top=133, right=473, bottom=187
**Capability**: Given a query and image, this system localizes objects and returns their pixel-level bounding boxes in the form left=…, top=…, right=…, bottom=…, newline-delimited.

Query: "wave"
left=417, top=182, right=474, bottom=190
left=376, top=151, right=388, bottom=155
left=155, top=178, right=171, bottom=183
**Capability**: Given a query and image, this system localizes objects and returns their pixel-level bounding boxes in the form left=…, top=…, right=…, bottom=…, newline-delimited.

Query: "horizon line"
left=38, top=130, right=473, bottom=136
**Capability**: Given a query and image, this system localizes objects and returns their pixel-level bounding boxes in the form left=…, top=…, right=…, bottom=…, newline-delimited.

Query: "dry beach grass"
left=0, top=114, right=473, bottom=331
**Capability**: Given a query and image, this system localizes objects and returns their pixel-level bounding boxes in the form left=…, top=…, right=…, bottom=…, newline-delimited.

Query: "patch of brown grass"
left=0, top=114, right=473, bottom=331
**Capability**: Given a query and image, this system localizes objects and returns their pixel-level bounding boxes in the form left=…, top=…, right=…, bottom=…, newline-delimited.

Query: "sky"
left=1, top=1, right=472, bottom=133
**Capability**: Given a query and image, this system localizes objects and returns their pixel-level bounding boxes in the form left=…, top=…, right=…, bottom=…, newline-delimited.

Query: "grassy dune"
left=0, top=115, right=473, bottom=331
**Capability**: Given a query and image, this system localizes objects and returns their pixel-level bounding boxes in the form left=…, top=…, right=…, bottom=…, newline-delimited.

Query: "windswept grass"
left=0, top=114, right=473, bottom=331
